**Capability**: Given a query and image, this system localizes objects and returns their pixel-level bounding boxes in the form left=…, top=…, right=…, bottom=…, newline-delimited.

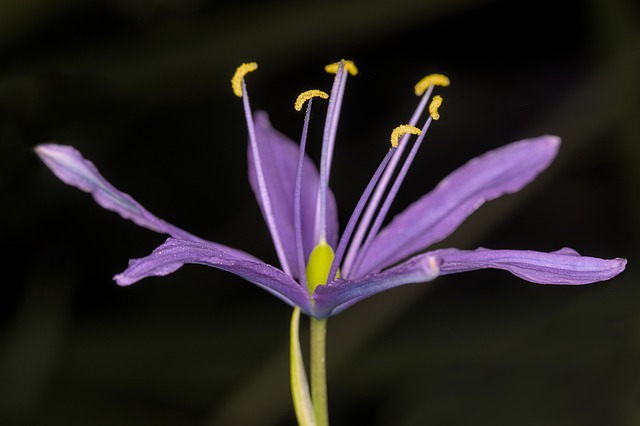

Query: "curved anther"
left=414, top=74, right=450, bottom=96
left=429, top=95, right=443, bottom=120
left=294, top=90, right=329, bottom=111
left=390, top=124, right=422, bottom=148
left=231, top=62, right=258, bottom=97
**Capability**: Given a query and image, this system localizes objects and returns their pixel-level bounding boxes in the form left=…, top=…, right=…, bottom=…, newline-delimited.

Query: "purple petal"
left=248, top=112, right=339, bottom=277
left=35, top=144, right=257, bottom=261
left=114, top=238, right=313, bottom=313
left=432, top=247, right=626, bottom=284
left=312, top=254, right=439, bottom=317
left=359, top=136, right=561, bottom=274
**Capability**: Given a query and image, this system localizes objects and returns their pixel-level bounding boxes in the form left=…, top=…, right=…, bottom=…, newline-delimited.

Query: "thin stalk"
left=310, top=317, right=329, bottom=426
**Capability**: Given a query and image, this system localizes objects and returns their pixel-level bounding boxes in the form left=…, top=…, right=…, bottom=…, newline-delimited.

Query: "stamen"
left=390, top=125, right=421, bottom=148
left=231, top=62, right=258, bottom=97
left=315, top=60, right=354, bottom=244
left=293, top=94, right=327, bottom=286
left=350, top=115, right=434, bottom=277
left=323, top=60, right=356, bottom=174
left=239, top=76, right=293, bottom=277
left=342, top=82, right=436, bottom=276
left=429, top=95, right=443, bottom=120
left=294, top=90, right=329, bottom=112
left=327, top=146, right=396, bottom=284
left=325, top=60, right=358, bottom=76
left=414, top=73, right=450, bottom=96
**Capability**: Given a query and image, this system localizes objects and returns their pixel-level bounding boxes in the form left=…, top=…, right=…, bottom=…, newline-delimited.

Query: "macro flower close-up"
left=4, top=1, right=638, bottom=425
left=35, top=60, right=626, bottom=321
left=34, top=59, right=627, bottom=425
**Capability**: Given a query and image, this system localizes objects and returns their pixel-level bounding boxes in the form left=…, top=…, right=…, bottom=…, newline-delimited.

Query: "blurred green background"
left=2, top=0, right=639, bottom=424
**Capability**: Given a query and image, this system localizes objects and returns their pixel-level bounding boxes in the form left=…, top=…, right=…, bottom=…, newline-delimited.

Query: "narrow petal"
left=359, top=136, right=561, bottom=274
left=312, top=254, right=439, bottom=317
left=35, top=144, right=257, bottom=261
left=114, top=238, right=313, bottom=313
left=248, top=112, right=339, bottom=277
left=432, top=247, right=626, bottom=284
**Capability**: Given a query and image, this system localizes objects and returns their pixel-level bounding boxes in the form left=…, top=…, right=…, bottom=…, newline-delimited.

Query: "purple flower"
left=35, top=61, right=626, bottom=319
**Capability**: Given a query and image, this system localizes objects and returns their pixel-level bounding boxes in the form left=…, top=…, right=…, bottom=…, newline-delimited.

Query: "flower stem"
left=310, top=317, right=329, bottom=426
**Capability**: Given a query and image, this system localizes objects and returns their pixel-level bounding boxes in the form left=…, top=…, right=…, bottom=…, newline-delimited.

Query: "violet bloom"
left=35, top=60, right=626, bottom=319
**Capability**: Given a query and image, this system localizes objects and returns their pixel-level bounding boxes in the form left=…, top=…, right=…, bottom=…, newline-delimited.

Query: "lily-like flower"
left=35, top=60, right=626, bottom=319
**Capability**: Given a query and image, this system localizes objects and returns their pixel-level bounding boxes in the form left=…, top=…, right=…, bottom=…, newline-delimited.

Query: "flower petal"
left=114, top=238, right=313, bottom=312
left=432, top=247, right=626, bottom=284
left=248, top=112, right=339, bottom=277
left=312, top=254, right=439, bottom=317
left=35, top=144, right=257, bottom=261
left=359, top=136, right=561, bottom=274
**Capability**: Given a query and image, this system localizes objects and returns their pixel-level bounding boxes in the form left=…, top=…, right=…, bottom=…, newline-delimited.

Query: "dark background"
left=2, top=0, right=639, bottom=425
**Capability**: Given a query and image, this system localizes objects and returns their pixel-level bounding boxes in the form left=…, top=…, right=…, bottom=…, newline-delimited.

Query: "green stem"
left=310, top=317, right=329, bottom=426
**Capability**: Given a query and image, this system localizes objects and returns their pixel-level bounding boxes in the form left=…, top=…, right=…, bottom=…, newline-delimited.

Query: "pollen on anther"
left=414, top=74, right=450, bottom=96
left=231, top=62, right=258, bottom=97
left=294, top=90, right=329, bottom=111
left=429, top=95, right=443, bottom=120
left=325, top=60, right=358, bottom=76
left=390, top=125, right=421, bottom=148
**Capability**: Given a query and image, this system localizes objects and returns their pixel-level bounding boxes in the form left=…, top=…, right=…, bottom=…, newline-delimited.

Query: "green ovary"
left=306, top=241, right=335, bottom=294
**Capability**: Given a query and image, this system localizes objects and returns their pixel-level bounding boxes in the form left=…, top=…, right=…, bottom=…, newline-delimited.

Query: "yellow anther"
left=294, top=89, right=329, bottom=111
left=390, top=124, right=421, bottom=148
left=414, top=73, right=450, bottom=96
left=324, top=60, right=358, bottom=76
left=231, top=62, right=258, bottom=97
left=429, top=95, right=443, bottom=120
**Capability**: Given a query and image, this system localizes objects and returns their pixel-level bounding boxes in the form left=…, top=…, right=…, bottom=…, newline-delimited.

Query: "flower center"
left=232, top=61, right=448, bottom=285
